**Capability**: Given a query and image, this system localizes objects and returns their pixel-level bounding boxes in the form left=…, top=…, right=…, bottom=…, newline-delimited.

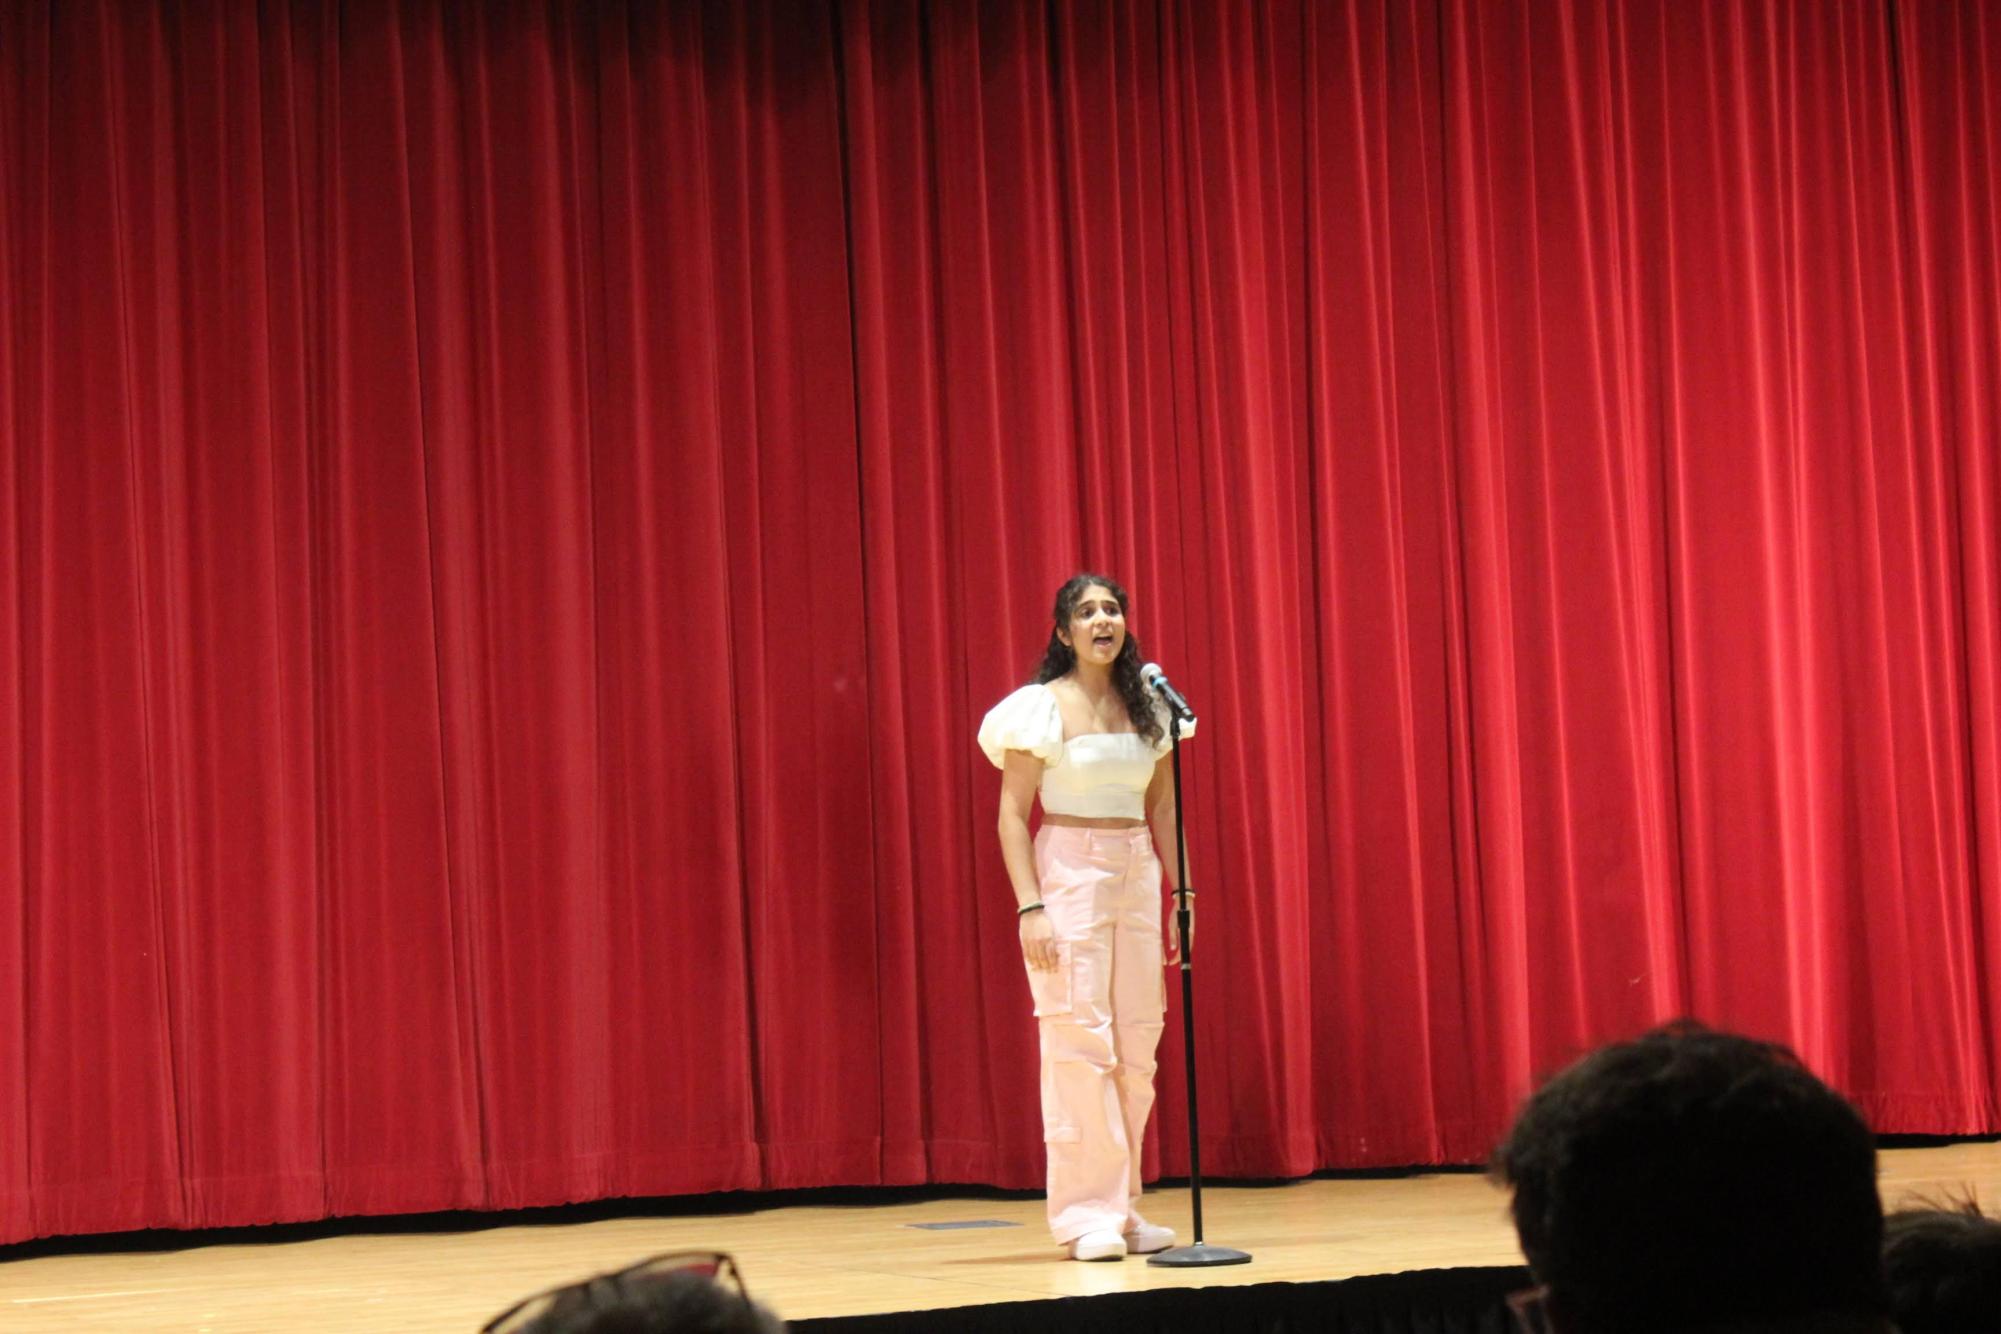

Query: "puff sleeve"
left=978, top=684, right=1065, bottom=769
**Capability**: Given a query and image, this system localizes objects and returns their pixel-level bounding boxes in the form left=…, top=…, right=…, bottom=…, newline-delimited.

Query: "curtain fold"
left=4, top=0, right=2001, bottom=1243
left=1890, top=0, right=2001, bottom=1127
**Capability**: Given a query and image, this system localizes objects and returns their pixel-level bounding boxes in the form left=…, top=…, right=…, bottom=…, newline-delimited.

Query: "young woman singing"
left=978, top=574, right=1193, bottom=1261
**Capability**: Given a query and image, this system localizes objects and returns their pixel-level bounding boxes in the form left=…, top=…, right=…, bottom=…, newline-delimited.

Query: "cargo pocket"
left=1038, top=980, right=1084, bottom=1146
left=1028, top=942, right=1073, bottom=1017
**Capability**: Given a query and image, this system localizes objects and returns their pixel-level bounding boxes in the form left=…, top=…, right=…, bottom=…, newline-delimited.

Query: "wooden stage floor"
left=3, top=1143, right=1998, bottom=1331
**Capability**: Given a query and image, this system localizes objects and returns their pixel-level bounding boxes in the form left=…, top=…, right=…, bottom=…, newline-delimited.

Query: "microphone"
left=1140, top=662, right=1196, bottom=724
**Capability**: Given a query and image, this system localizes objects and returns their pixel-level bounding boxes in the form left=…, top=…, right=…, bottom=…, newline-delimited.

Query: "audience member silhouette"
left=1882, top=1196, right=2001, bottom=1334
left=1491, top=1022, right=1892, bottom=1334
left=481, top=1251, right=783, bottom=1334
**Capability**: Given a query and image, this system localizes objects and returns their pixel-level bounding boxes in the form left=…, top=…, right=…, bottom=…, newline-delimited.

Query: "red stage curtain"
left=2, top=0, right=1999, bottom=1243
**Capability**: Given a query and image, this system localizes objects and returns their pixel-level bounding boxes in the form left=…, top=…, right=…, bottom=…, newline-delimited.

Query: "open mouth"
left=1092, top=633, right=1116, bottom=650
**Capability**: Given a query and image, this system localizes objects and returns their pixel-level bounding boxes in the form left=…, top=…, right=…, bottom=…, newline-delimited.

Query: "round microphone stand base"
left=1147, top=1243, right=1253, bottom=1268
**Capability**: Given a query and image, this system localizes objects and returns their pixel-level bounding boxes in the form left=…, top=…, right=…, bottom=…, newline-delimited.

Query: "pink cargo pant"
left=1027, top=824, right=1167, bottom=1244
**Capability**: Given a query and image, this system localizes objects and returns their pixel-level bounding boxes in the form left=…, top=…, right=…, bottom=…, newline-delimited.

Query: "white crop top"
left=977, top=682, right=1197, bottom=820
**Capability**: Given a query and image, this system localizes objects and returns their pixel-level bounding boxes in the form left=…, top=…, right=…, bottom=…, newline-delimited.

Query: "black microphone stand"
left=1148, top=692, right=1251, bottom=1268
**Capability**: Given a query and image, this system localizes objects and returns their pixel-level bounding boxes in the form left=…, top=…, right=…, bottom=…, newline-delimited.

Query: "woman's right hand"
left=1020, top=908, right=1059, bottom=972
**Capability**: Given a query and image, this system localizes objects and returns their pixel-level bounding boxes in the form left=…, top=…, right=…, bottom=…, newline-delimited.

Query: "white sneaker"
left=1067, top=1229, right=1128, bottom=1261
left=1123, top=1216, right=1176, bottom=1254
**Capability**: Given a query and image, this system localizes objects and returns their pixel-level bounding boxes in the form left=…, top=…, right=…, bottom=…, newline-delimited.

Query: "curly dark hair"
left=1032, top=572, right=1163, bottom=748
left=1884, top=1196, right=2001, bottom=1334
left=1492, top=1021, right=1888, bottom=1334
left=499, top=1269, right=782, bottom=1334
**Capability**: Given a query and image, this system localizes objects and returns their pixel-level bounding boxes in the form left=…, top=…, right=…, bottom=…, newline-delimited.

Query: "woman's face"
left=1059, top=584, right=1127, bottom=669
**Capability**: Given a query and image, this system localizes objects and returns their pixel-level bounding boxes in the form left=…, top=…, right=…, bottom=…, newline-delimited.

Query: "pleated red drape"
left=3, top=0, right=1999, bottom=1244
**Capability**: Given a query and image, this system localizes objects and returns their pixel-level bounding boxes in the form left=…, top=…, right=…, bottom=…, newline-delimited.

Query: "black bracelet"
left=1017, top=901, right=1046, bottom=916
